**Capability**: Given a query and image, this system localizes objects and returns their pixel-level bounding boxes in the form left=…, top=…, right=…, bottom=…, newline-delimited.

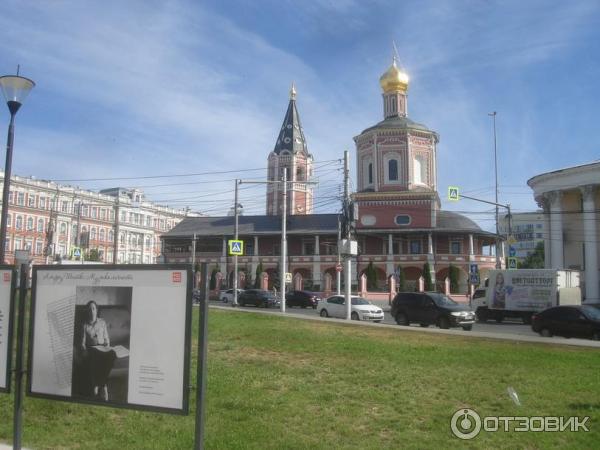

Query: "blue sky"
left=1, top=0, right=599, bottom=230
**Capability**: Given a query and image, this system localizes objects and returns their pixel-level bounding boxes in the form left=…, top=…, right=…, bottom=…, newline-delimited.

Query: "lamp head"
left=0, top=75, right=35, bottom=115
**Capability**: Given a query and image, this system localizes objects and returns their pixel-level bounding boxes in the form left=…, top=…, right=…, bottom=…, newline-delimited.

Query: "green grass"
left=1, top=309, right=599, bottom=449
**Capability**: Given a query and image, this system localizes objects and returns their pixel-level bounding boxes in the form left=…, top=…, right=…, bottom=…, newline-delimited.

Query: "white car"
left=319, top=295, right=384, bottom=322
left=220, top=289, right=244, bottom=303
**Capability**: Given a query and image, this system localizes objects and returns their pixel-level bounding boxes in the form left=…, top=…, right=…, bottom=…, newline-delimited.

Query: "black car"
left=238, top=289, right=281, bottom=308
left=391, top=292, right=475, bottom=331
left=531, top=305, right=600, bottom=340
left=286, top=290, right=320, bottom=309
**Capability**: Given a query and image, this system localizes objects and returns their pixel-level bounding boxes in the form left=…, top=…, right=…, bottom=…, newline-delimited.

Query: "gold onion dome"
left=379, top=57, right=409, bottom=93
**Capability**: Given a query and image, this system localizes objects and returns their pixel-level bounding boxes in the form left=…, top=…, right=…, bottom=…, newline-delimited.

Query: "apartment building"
left=0, top=173, right=189, bottom=264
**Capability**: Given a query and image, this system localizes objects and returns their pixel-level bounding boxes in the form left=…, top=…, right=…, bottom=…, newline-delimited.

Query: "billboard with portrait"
left=0, top=267, right=16, bottom=393
left=27, top=265, right=192, bottom=414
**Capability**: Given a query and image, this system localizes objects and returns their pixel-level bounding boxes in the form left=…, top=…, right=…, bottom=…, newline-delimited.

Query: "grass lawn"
left=1, top=308, right=599, bottom=449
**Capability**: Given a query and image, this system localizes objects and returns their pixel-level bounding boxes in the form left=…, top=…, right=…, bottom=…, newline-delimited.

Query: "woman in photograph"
left=81, top=300, right=116, bottom=401
left=492, top=273, right=506, bottom=309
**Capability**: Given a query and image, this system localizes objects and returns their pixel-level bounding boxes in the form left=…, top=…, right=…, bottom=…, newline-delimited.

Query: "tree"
left=519, top=242, right=545, bottom=269
left=366, top=261, right=378, bottom=290
left=254, top=261, right=264, bottom=288
left=397, top=266, right=406, bottom=292
left=87, top=248, right=100, bottom=261
left=423, top=262, right=433, bottom=291
left=448, top=264, right=459, bottom=293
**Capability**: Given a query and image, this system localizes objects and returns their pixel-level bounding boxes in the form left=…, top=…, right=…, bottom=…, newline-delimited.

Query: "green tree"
left=423, top=262, right=433, bottom=291
left=397, top=266, right=406, bottom=291
left=254, top=261, right=264, bottom=288
left=87, top=249, right=100, bottom=261
left=366, top=261, right=378, bottom=290
left=519, top=242, right=545, bottom=269
left=448, top=264, right=459, bottom=293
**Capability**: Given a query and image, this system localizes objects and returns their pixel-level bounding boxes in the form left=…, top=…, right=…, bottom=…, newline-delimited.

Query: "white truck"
left=472, top=269, right=581, bottom=324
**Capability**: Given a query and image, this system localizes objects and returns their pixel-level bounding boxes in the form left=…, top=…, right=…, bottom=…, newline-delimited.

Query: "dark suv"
left=391, top=292, right=475, bottom=331
left=286, top=290, right=320, bottom=309
left=238, top=289, right=281, bottom=308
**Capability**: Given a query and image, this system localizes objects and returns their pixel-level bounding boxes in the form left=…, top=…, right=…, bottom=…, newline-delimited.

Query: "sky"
left=1, top=0, right=599, bottom=231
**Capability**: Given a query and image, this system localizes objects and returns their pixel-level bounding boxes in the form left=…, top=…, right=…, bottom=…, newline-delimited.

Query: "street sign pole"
left=13, top=264, right=28, bottom=450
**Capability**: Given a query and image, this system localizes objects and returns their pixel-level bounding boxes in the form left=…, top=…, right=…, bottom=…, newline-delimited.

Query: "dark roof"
left=436, top=210, right=482, bottom=232
left=359, top=115, right=436, bottom=136
left=272, top=98, right=309, bottom=155
left=163, top=214, right=341, bottom=238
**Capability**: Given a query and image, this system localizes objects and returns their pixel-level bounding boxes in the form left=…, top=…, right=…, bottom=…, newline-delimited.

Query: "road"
left=209, top=299, right=600, bottom=347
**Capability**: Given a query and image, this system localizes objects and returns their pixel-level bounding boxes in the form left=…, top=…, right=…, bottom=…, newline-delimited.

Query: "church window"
left=389, top=159, right=398, bottom=181
left=414, top=155, right=427, bottom=185
left=394, top=215, right=411, bottom=226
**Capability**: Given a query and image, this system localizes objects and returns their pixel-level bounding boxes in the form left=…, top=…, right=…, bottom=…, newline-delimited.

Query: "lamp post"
left=488, top=111, right=500, bottom=269
left=0, top=73, right=35, bottom=263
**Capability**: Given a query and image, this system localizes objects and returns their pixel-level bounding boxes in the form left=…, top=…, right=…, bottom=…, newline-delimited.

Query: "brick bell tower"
left=352, top=56, right=440, bottom=229
left=266, top=83, right=314, bottom=216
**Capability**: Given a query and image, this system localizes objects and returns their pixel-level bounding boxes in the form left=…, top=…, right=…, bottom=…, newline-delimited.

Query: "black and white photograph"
left=28, top=265, right=192, bottom=414
left=71, top=286, right=132, bottom=404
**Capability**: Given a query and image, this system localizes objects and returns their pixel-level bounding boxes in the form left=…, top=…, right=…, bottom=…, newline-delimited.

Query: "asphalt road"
left=209, top=299, right=600, bottom=348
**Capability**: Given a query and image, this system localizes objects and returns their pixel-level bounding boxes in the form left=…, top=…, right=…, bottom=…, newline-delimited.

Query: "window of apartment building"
left=8, top=191, right=14, bottom=204
left=120, top=233, right=125, bottom=244
left=17, top=192, right=25, bottom=205
left=7, top=215, right=11, bottom=228
left=4, top=238, right=9, bottom=252
left=24, top=240, right=32, bottom=251
left=410, top=240, right=422, bottom=254
left=99, top=229, right=105, bottom=241
left=60, top=223, right=67, bottom=235
left=91, top=228, right=96, bottom=240
left=145, top=235, right=151, bottom=248
left=120, top=211, right=126, bottom=222
left=28, top=194, right=36, bottom=208
left=92, top=207, right=98, bottom=219
left=450, top=241, right=462, bottom=254
left=153, top=218, right=158, bottom=228
left=35, top=240, right=43, bottom=255
left=160, top=219, right=165, bottom=230
left=27, top=217, right=34, bottom=231
left=108, top=230, right=114, bottom=242
left=14, top=238, right=22, bottom=250
left=82, top=205, right=88, bottom=216
left=61, top=201, right=69, bottom=213
left=39, top=196, right=46, bottom=209
left=146, top=216, right=151, bottom=227
left=38, top=218, right=45, bottom=232
left=100, top=208, right=106, bottom=220
left=109, top=210, right=114, bottom=221
left=15, top=216, right=23, bottom=230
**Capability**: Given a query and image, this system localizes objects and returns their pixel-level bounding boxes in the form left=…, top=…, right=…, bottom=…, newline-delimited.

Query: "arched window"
left=27, top=217, right=34, bottom=230
left=388, top=159, right=398, bottom=181
left=91, top=228, right=97, bottom=240
left=16, top=216, right=23, bottom=230
left=60, top=223, right=67, bottom=235
left=414, top=155, right=427, bottom=185
left=39, top=219, right=46, bottom=232
left=99, top=229, right=105, bottom=241
left=108, top=230, right=114, bottom=242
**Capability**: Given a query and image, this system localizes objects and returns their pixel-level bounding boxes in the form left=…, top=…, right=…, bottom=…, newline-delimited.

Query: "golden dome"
left=379, top=57, right=409, bottom=93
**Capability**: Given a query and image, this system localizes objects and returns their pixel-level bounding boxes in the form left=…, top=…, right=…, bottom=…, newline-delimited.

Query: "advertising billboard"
left=28, top=265, right=192, bottom=414
left=0, top=267, right=16, bottom=393
left=486, top=269, right=558, bottom=311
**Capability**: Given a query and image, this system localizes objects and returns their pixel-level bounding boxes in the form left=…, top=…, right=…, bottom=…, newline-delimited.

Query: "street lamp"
left=0, top=73, right=35, bottom=263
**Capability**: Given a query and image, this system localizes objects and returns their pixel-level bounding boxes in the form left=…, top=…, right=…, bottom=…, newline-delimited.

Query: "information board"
left=0, top=267, right=16, bottom=393
left=28, top=265, right=192, bottom=414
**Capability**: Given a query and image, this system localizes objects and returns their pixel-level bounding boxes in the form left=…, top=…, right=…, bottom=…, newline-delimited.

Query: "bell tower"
left=266, top=84, right=314, bottom=215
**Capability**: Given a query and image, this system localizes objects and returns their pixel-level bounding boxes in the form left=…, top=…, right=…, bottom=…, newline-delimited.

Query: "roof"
left=435, top=210, right=482, bottom=232
left=272, top=97, right=309, bottom=155
left=359, top=115, right=436, bottom=136
left=162, top=214, right=341, bottom=238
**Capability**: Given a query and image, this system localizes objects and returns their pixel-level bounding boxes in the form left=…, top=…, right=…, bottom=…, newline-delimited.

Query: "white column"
left=254, top=236, right=259, bottom=256
left=388, top=234, right=393, bottom=255
left=427, top=233, right=433, bottom=255
left=542, top=201, right=551, bottom=268
left=314, top=235, right=320, bottom=255
left=548, top=191, right=564, bottom=269
left=222, top=237, right=227, bottom=256
left=581, top=186, right=599, bottom=303
left=468, top=234, right=474, bottom=259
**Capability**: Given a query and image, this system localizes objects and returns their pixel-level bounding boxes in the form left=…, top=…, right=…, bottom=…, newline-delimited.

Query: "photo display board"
left=0, top=267, right=16, bottom=393
left=28, top=265, right=192, bottom=414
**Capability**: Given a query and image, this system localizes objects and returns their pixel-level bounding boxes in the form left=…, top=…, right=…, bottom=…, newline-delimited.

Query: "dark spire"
left=272, top=82, right=308, bottom=155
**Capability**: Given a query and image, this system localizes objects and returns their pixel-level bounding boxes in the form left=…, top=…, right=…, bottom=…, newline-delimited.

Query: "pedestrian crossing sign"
left=448, top=186, right=460, bottom=201
left=507, top=257, right=518, bottom=270
left=71, top=246, right=82, bottom=258
left=228, top=240, right=244, bottom=256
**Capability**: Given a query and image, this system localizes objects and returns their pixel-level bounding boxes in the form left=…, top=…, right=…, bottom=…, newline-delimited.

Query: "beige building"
left=0, top=173, right=189, bottom=264
left=528, top=161, right=600, bottom=303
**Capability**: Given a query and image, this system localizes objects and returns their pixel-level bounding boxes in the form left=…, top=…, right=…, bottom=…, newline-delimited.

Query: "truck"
left=472, top=269, right=581, bottom=324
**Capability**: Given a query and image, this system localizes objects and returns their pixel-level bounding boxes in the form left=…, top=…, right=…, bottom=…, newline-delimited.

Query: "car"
left=220, top=288, right=244, bottom=303
left=391, top=292, right=475, bottom=331
left=318, top=295, right=384, bottom=322
left=238, top=289, right=281, bottom=308
left=531, top=305, right=600, bottom=340
left=285, top=290, right=320, bottom=309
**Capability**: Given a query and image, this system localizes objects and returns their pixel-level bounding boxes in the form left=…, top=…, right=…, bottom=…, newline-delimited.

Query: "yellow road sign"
left=448, top=186, right=460, bottom=201
left=228, top=240, right=244, bottom=256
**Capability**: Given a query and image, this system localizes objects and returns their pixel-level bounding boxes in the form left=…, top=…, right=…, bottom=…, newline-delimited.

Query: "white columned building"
left=528, top=162, right=600, bottom=304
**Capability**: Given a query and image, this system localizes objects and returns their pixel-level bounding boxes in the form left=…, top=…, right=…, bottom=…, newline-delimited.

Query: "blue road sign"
left=469, top=263, right=478, bottom=274
left=509, top=246, right=516, bottom=257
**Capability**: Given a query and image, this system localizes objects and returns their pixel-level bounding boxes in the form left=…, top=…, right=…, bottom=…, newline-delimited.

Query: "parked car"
left=286, top=290, right=320, bottom=309
left=318, top=295, right=384, bottom=322
left=391, top=292, right=475, bottom=330
left=220, top=288, right=244, bottom=303
left=238, top=289, right=281, bottom=308
left=531, top=305, right=600, bottom=340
